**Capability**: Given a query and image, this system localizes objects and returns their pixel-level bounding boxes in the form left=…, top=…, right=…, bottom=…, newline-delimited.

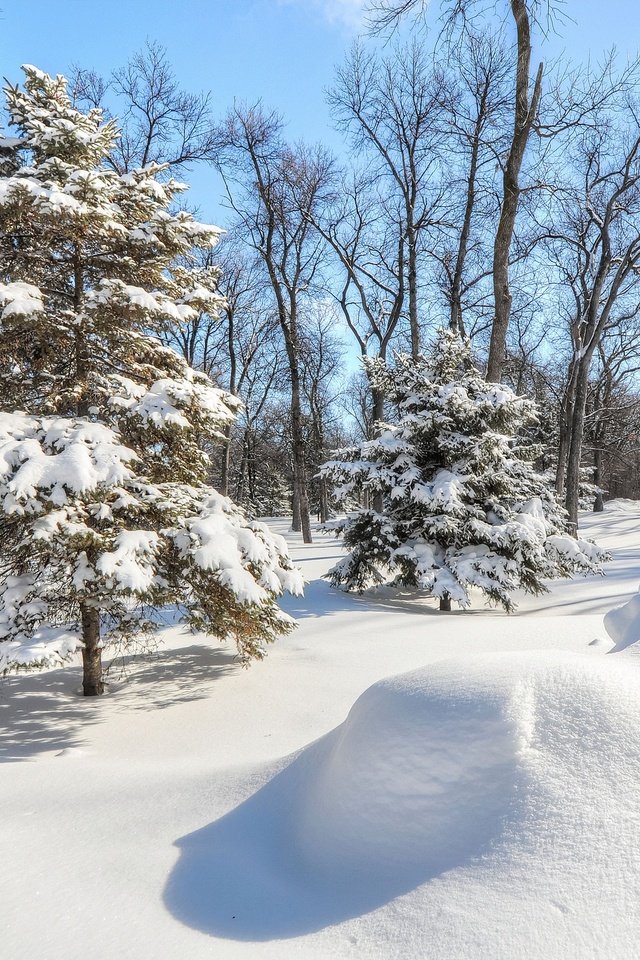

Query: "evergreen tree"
left=0, top=66, right=302, bottom=694
left=322, top=330, right=606, bottom=611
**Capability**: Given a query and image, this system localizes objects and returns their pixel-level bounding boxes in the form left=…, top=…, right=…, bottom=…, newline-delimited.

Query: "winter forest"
left=3, top=1, right=640, bottom=959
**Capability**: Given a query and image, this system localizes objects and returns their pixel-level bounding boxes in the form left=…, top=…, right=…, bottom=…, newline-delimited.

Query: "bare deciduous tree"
left=70, top=40, right=217, bottom=173
left=365, top=0, right=544, bottom=381
left=329, top=40, right=446, bottom=356
left=215, top=105, right=334, bottom=542
left=541, top=117, right=640, bottom=531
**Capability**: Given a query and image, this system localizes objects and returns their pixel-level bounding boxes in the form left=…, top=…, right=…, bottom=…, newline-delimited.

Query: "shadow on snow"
left=163, top=723, right=516, bottom=942
left=0, top=643, right=236, bottom=762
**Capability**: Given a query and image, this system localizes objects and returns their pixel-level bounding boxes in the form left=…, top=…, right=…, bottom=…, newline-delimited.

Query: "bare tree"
left=215, top=104, right=334, bottom=542
left=70, top=41, right=217, bottom=173
left=329, top=41, right=446, bottom=356
left=541, top=117, right=640, bottom=531
left=311, top=167, right=407, bottom=428
left=587, top=329, right=640, bottom=510
left=299, top=302, right=346, bottom=522
left=432, top=29, right=512, bottom=338
left=365, top=0, right=544, bottom=381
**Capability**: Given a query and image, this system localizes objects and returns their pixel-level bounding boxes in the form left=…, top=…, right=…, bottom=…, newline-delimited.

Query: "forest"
left=36, top=1, right=640, bottom=539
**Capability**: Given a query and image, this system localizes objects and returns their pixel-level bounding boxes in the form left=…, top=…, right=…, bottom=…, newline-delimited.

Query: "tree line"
left=19, top=2, right=640, bottom=545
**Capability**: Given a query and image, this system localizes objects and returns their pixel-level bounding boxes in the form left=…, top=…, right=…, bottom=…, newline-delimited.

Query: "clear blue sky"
left=1, top=0, right=639, bottom=225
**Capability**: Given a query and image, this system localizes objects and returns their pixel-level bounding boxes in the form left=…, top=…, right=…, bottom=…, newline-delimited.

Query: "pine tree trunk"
left=439, top=595, right=451, bottom=612
left=74, top=249, right=104, bottom=697
left=80, top=602, right=103, bottom=697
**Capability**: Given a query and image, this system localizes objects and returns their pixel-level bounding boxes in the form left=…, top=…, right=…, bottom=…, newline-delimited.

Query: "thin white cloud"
left=280, top=0, right=368, bottom=29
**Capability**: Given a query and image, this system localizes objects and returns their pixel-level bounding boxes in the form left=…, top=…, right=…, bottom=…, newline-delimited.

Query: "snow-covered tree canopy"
left=0, top=66, right=302, bottom=690
left=322, top=330, right=606, bottom=611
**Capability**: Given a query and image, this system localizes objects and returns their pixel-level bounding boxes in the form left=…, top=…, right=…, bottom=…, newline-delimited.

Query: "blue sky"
left=1, top=0, right=639, bottom=225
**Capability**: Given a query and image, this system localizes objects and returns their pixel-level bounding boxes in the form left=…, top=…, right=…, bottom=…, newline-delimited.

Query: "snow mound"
left=292, top=662, right=519, bottom=879
left=604, top=589, right=640, bottom=653
left=602, top=497, right=640, bottom=513
left=166, top=651, right=640, bottom=945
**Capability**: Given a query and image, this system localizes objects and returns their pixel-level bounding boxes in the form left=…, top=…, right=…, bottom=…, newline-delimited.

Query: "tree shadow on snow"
left=164, top=720, right=517, bottom=941
left=0, top=644, right=236, bottom=762
left=278, top=578, right=377, bottom=620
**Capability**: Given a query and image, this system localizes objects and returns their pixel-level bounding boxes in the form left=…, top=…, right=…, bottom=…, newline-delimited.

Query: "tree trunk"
left=450, top=97, right=486, bottom=339
left=219, top=423, right=232, bottom=496
left=564, top=360, right=590, bottom=535
left=80, top=603, right=103, bottom=697
left=319, top=477, right=329, bottom=523
left=284, top=327, right=312, bottom=542
left=372, top=385, right=385, bottom=514
left=291, top=479, right=301, bottom=532
left=407, top=223, right=420, bottom=358
left=439, top=595, right=451, bottom=612
left=486, top=3, right=543, bottom=383
left=555, top=387, right=575, bottom=497
left=74, top=249, right=104, bottom=697
left=593, top=445, right=604, bottom=512
left=235, top=428, right=250, bottom=504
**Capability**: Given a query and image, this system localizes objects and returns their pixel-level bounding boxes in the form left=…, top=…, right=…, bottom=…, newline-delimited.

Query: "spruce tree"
left=0, top=66, right=302, bottom=694
left=322, top=330, right=606, bottom=611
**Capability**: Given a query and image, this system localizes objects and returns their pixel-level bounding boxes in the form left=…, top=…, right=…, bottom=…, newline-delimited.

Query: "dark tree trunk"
left=564, top=359, right=590, bottom=535
left=219, top=423, right=232, bottom=497
left=74, top=250, right=104, bottom=698
left=486, top=3, right=543, bottom=383
left=555, top=378, right=576, bottom=498
left=235, top=428, right=250, bottom=504
left=372, top=385, right=385, bottom=514
left=283, top=323, right=312, bottom=542
left=407, top=223, right=420, bottom=358
left=450, top=92, right=486, bottom=339
left=319, top=477, right=329, bottom=523
left=80, top=603, right=103, bottom=697
left=593, top=445, right=604, bottom=512
left=439, top=595, right=451, bottom=612
left=291, top=480, right=302, bottom=532
left=371, top=385, right=385, bottom=431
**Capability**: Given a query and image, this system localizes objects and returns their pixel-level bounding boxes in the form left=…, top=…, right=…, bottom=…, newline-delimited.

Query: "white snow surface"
left=2, top=499, right=640, bottom=960
left=604, top=587, right=640, bottom=653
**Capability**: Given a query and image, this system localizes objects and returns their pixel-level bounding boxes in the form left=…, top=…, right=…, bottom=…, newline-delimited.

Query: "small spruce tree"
left=322, top=330, right=606, bottom=611
left=0, top=66, right=302, bottom=694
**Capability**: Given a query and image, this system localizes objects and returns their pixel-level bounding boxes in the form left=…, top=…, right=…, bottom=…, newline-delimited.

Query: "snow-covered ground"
left=2, top=500, right=640, bottom=960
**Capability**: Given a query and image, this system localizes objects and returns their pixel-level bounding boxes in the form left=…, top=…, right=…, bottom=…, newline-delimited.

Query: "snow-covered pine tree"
left=322, top=329, right=606, bottom=611
left=0, top=66, right=303, bottom=695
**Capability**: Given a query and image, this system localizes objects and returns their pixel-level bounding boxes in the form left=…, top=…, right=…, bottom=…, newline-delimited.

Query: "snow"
left=0, top=414, right=137, bottom=509
left=2, top=499, right=640, bottom=960
left=604, top=588, right=640, bottom=653
left=0, top=280, right=44, bottom=319
left=96, top=530, right=160, bottom=593
left=109, top=373, right=236, bottom=430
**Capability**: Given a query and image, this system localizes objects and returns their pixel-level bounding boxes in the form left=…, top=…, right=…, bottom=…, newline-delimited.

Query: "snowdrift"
left=604, top=589, right=640, bottom=653
left=166, top=651, right=640, bottom=948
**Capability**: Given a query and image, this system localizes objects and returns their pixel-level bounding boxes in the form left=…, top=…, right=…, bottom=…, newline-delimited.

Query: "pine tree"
left=322, top=330, right=606, bottom=611
left=0, top=66, right=302, bottom=694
